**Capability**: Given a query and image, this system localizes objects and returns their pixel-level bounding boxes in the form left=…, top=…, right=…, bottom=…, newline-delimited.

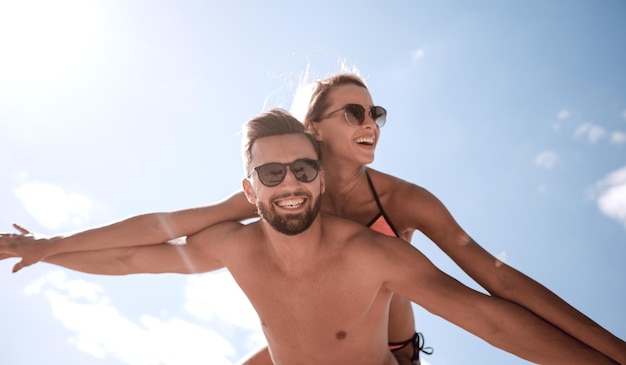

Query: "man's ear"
left=319, top=167, right=325, bottom=195
left=242, top=178, right=257, bottom=204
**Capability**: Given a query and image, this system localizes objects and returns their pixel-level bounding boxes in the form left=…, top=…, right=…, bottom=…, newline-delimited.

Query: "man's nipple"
left=335, top=330, right=347, bottom=340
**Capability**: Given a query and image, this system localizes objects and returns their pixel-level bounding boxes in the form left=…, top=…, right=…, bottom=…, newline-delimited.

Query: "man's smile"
left=274, top=197, right=306, bottom=209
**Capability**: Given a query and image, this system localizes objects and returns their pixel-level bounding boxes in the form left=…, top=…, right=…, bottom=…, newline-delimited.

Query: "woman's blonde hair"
left=302, top=73, right=368, bottom=130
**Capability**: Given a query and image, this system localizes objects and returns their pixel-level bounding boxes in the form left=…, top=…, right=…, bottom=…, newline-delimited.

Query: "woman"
left=3, top=73, right=626, bottom=364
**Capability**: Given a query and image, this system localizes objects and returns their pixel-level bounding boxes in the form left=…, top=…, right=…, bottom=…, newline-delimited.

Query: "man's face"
left=243, top=133, right=324, bottom=236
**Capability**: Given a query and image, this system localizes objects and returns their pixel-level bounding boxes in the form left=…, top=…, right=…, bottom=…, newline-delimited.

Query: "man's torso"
left=221, top=216, right=400, bottom=365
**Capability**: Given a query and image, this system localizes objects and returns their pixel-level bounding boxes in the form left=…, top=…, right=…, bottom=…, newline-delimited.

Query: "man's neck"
left=261, top=215, right=325, bottom=274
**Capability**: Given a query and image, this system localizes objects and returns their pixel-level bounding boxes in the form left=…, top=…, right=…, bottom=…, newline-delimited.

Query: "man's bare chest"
left=229, top=261, right=391, bottom=343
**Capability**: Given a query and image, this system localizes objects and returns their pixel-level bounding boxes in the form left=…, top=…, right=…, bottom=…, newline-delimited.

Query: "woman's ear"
left=308, top=123, right=323, bottom=141
left=242, top=178, right=256, bottom=204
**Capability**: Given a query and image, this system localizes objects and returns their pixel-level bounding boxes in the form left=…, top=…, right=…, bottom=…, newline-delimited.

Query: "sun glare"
left=0, top=0, right=102, bottom=91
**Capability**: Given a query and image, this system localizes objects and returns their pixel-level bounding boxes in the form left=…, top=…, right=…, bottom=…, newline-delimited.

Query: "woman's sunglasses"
left=247, top=158, right=321, bottom=187
left=319, top=104, right=387, bottom=128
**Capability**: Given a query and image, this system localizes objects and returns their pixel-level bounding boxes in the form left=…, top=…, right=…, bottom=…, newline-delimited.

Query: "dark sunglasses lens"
left=257, top=163, right=287, bottom=186
left=291, top=159, right=320, bottom=182
left=372, top=106, right=386, bottom=127
left=343, top=104, right=366, bottom=126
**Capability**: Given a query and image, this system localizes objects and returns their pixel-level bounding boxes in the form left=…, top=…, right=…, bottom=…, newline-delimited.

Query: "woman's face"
left=311, top=84, right=381, bottom=166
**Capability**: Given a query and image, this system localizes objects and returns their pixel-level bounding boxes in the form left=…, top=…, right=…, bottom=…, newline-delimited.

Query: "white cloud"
left=13, top=175, right=94, bottom=230
left=610, top=131, right=626, bottom=144
left=411, top=48, right=425, bottom=63
left=24, top=270, right=102, bottom=301
left=185, top=271, right=261, bottom=331
left=534, top=151, right=559, bottom=169
left=574, top=123, right=606, bottom=143
left=552, top=109, right=571, bottom=132
left=595, top=166, right=626, bottom=229
left=557, top=109, right=570, bottom=120
left=184, top=272, right=265, bottom=358
left=26, top=271, right=239, bottom=365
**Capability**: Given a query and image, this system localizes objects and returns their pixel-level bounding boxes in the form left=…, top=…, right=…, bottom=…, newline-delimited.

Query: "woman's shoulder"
left=365, top=167, right=430, bottom=199
left=365, top=168, right=447, bottom=231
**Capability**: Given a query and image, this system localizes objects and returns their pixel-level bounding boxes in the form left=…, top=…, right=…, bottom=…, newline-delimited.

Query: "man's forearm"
left=488, top=266, right=626, bottom=363
left=41, top=246, right=151, bottom=275
left=476, top=295, right=618, bottom=365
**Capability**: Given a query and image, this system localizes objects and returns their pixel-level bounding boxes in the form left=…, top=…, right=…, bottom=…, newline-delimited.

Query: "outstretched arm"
left=24, top=221, right=249, bottom=276
left=397, top=183, right=626, bottom=363
left=382, top=236, right=620, bottom=365
left=1, top=191, right=256, bottom=272
left=36, top=242, right=222, bottom=275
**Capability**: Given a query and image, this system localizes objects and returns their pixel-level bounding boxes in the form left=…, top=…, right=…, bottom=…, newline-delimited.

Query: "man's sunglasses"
left=247, top=158, right=321, bottom=187
left=318, top=104, right=387, bottom=128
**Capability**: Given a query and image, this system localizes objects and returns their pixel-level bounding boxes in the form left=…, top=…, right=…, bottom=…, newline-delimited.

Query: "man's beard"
left=257, top=193, right=322, bottom=236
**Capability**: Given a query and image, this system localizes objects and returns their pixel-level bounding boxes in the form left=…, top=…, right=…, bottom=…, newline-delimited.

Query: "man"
left=1, top=109, right=619, bottom=364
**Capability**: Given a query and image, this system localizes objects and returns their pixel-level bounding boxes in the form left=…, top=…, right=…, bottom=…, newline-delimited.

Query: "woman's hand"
left=0, top=224, right=58, bottom=273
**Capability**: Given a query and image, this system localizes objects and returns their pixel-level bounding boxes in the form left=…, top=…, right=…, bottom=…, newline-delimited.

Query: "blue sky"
left=1, top=1, right=625, bottom=364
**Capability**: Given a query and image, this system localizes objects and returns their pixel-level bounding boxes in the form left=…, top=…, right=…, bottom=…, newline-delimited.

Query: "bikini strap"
left=365, top=170, right=385, bottom=213
left=389, top=332, right=433, bottom=364
left=365, top=169, right=400, bottom=237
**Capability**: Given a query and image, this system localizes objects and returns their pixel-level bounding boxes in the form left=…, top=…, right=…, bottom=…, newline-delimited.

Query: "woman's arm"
left=382, top=237, right=618, bottom=365
left=397, top=183, right=626, bottom=364
left=19, top=221, right=249, bottom=276
left=2, top=190, right=256, bottom=272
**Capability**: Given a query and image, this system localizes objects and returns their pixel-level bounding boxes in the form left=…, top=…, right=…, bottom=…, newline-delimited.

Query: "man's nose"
left=281, top=168, right=300, bottom=186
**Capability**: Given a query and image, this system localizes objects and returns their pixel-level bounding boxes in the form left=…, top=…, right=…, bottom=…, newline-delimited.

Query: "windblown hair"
left=303, top=73, right=368, bottom=130
left=241, top=108, right=320, bottom=172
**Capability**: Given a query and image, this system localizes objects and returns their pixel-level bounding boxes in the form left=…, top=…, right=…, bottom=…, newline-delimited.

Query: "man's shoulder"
left=320, top=213, right=398, bottom=246
left=189, top=220, right=257, bottom=244
left=319, top=214, right=408, bottom=276
left=320, top=213, right=364, bottom=230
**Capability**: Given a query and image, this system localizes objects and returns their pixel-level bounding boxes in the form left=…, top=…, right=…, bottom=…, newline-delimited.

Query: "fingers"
left=12, top=224, right=30, bottom=235
left=0, top=254, right=23, bottom=273
left=12, top=260, right=26, bottom=273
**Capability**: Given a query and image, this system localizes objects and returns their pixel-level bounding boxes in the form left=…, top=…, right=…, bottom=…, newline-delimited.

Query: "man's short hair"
left=241, top=108, right=321, bottom=172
